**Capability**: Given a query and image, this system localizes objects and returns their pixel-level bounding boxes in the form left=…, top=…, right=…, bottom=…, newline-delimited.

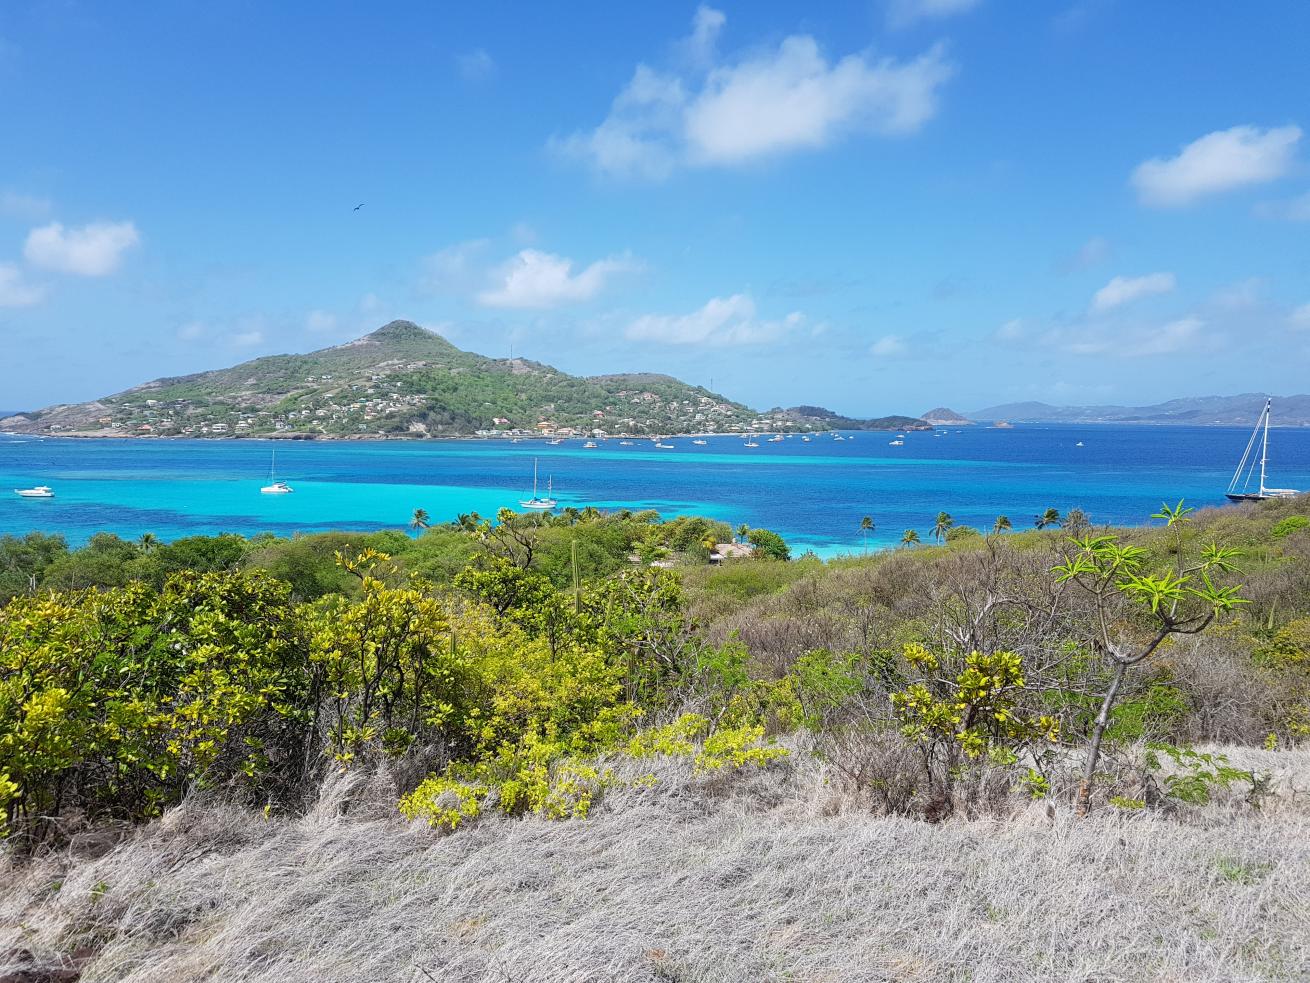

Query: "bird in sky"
left=353, top=203, right=364, bottom=211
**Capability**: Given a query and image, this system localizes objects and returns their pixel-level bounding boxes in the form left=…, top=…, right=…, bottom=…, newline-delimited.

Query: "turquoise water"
left=3, top=426, right=1309, bottom=555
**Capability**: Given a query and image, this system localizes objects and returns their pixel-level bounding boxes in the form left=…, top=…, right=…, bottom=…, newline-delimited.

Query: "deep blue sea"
left=3, top=425, right=1309, bottom=556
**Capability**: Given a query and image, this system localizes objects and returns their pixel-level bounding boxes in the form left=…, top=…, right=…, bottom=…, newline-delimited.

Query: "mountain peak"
left=921, top=407, right=973, bottom=425
left=365, top=320, right=432, bottom=342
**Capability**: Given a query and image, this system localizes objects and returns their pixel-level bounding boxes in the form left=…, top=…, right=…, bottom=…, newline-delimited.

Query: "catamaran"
left=1226, top=398, right=1299, bottom=502
left=14, top=485, right=54, bottom=498
left=260, top=448, right=293, bottom=494
left=520, top=458, right=557, bottom=510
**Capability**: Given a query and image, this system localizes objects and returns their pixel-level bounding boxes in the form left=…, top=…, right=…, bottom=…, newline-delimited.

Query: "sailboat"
left=1226, top=399, right=1299, bottom=502
left=260, top=448, right=293, bottom=494
left=520, top=458, right=557, bottom=510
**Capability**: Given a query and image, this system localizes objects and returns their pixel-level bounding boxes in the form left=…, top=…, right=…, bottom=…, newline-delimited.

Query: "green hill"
left=773, top=405, right=932, bottom=432
left=0, top=321, right=778, bottom=438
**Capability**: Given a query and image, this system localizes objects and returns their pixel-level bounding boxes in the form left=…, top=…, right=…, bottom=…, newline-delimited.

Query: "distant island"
left=772, top=405, right=931, bottom=433
left=920, top=407, right=974, bottom=426
left=0, top=320, right=927, bottom=440
left=971, top=394, right=1310, bottom=427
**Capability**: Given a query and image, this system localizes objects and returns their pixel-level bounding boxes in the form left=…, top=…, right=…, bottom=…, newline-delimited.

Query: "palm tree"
left=137, top=532, right=159, bottom=554
left=901, top=528, right=921, bottom=547
left=932, top=511, right=954, bottom=543
left=993, top=515, right=1012, bottom=535
left=736, top=523, right=750, bottom=544
left=410, top=508, right=430, bottom=536
left=859, top=515, right=874, bottom=553
left=1034, top=507, right=1062, bottom=530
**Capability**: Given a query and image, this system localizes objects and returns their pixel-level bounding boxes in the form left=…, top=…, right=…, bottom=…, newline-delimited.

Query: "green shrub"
left=747, top=528, right=791, bottom=561
left=1270, top=515, right=1310, bottom=539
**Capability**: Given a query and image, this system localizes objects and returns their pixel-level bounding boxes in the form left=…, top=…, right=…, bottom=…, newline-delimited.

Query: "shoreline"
left=0, top=428, right=903, bottom=442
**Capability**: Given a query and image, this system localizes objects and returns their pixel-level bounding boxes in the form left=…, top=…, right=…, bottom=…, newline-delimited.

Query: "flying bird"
left=353, top=203, right=364, bottom=211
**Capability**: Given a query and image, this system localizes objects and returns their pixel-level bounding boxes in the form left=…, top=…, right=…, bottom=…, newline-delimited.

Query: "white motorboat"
left=14, top=485, right=54, bottom=498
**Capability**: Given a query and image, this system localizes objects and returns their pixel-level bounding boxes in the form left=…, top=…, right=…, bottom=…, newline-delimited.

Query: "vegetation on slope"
left=0, top=321, right=921, bottom=439
left=772, top=404, right=932, bottom=431
left=3, top=497, right=1310, bottom=977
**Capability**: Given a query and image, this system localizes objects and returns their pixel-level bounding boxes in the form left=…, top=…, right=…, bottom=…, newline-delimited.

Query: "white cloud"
left=477, top=249, right=638, bottom=309
left=1059, top=235, right=1110, bottom=272
left=1092, top=272, right=1176, bottom=312
left=994, top=318, right=1024, bottom=342
left=305, top=310, right=338, bottom=333
left=176, top=321, right=206, bottom=342
left=554, top=66, right=688, bottom=181
left=509, top=221, right=538, bottom=245
left=420, top=239, right=491, bottom=295
left=554, top=9, right=954, bottom=179
left=1291, top=303, right=1310, bottom=330
left=1029, top=314, right=1217, bottom=359
left=0, top=263, right=45, bottom=307
left=626, top=293, right=803, bottom=346
left=1210, top=277, right=1266, bottom=311
left=0, top=191, right=52, bottom=221
left=231, top=330, right=264, bottom=348
left=23, top=220, right=140, bottom=276
left=869, top=334, right=908, bottom=357
left=679, top=5, right=726, bottom=67
left=456, top=48, right=495, bottom=81
left=1132, top=317, right=1204, bottom=356
left=686, top=40, right=952, bottom=165
left=1131, top=125, right=1301, bottom=207
left=887, top=0, right=982, bottom=29
left=1255, top=190, right=1310, bottom=222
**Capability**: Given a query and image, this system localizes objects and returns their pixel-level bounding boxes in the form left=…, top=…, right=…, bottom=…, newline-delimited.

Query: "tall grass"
left=4, top=745, right=1308, bottom=983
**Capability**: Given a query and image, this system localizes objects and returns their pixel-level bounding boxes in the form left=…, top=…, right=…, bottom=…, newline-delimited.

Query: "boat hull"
left=1225, top=490, right=1299, bottom=502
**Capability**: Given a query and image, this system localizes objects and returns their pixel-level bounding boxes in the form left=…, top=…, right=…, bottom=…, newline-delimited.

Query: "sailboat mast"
left=1260, top=399, right=1270, bottom=495
left=532, top=458, right=539, bottom=498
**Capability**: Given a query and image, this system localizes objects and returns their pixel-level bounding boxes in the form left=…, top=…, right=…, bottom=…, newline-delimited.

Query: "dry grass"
left=3, top=746, right=1309, bottom=983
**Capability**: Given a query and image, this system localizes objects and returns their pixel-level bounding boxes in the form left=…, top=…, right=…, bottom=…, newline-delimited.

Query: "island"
left=0, top=320, right=929, bottom=440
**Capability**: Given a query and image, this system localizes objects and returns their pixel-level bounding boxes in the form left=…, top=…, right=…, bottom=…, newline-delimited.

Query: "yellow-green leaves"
left=890, top=644, right=1058, bottom=761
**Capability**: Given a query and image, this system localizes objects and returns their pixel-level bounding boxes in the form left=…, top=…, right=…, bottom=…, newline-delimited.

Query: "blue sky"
left=1, top=0, right=1308, bottom=415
